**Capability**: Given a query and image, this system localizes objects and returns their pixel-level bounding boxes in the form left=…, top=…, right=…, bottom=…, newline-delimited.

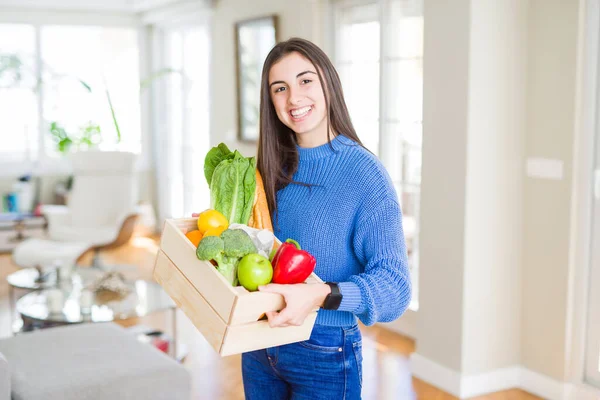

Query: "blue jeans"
left=242, top=324, right=363, bottom=399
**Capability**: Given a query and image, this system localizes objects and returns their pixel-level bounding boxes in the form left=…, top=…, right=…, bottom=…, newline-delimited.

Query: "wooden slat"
left=220, top=312, right=318, bottom=357
left=229, top=291, right=286, bottom=325
left=160, top=219, right=237, bottom=323
left=153, top=250, right=226, bottom=353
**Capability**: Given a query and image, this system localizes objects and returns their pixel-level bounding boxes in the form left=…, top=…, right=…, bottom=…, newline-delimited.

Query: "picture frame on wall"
left=235, top=15, right=278, bottom=142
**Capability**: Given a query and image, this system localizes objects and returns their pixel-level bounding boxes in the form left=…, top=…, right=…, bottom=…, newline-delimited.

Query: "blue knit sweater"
left=273, top=135, right=412, bottom=327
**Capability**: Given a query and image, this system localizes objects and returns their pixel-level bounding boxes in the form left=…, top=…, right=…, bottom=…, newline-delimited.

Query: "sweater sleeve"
left=335, top=199, right=412, bottom=326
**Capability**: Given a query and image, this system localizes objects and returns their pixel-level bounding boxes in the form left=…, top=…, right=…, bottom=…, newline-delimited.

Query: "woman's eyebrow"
left=269, top=71, right=317, bottom=88
left=296, top=70, right=317, bottom=78
left=269, top=80, right=285, bottom=88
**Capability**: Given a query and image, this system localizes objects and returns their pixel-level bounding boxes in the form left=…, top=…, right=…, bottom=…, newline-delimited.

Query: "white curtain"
left=149, top=21, right=211, bottom=226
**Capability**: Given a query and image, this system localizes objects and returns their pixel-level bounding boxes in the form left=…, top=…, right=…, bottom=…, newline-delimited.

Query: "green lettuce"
left=205, top=144, right=256, bottom=225
left=204, top=143, right=234, bottom=187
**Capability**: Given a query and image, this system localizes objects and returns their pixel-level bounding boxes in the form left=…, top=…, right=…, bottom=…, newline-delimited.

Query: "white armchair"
left=12, top=151, right=140, bottom=269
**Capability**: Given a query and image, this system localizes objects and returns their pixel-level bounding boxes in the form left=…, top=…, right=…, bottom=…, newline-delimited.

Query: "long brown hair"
left=257, top=37, right=364, bottom=219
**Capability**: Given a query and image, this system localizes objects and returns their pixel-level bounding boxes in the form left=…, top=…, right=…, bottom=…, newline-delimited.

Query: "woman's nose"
left=287, top=87, right=304, bottom=105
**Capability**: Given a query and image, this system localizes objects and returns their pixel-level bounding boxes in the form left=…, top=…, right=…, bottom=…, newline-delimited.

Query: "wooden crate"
left=153, top=218, right=321, bottom=356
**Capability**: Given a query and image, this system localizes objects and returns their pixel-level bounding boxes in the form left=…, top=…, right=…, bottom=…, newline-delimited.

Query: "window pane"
left=404, top=143, right=422, bottom=185
left=339, top=19, right=380, bottom=63
left=340, top=61, right=380, bottom=121
left=380, top=122, right=403, bottom=182
left=166, top=31, right=184, bottom=218
left=0, top=24, right=38, bottom=162
left=399, top=186, right=419, bottom=282
left=353, top=117, right=379, bottom=155
left=385, top=59, right=422, bottom=123
left=162, top=26, right=212, bottom=219
left=337, top=19, right=380, bottom=155
left=386, top=1, right=424, bottom=59
left=40, top=26, right=141, bottom=156
left=381, top=121, right=422, bottom=185
left=183, top=28, right=211, bottom=212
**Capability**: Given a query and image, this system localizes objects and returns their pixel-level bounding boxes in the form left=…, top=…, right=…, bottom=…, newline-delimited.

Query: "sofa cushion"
left=0, top=323, right=190, bottom=400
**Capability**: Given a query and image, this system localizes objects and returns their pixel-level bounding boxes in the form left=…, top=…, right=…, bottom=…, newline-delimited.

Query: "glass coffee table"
left=15, top=278, right=178, bottom=357
left=7, top=266, right=102, bottom=324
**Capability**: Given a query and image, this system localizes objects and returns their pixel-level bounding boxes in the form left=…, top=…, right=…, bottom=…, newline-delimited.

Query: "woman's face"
left=268, top=51, right=328, bottom=144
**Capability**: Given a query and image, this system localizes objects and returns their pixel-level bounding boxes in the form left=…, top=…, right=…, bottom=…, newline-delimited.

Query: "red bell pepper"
left=272, top=239, right=316, bottom=284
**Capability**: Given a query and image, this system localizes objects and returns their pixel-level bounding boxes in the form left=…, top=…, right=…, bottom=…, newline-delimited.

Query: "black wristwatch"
left=322, top=282, right=343, bottom=310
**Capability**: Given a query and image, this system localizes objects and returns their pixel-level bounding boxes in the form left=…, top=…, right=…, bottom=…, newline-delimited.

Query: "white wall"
left=416, top=0, right=527, bottom=378
left=416, top=0, right=470, bottom=371
left=521, top=0, right=580, bottom=381
left=414, top=0, right=583, bottom=395
left=462, top=0, right=526, bottom=374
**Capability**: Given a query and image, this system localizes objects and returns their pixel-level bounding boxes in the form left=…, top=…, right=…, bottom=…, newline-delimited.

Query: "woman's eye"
left=301, top=79, right=312, bottom=84
left=274, top=86, right=286, bottom=93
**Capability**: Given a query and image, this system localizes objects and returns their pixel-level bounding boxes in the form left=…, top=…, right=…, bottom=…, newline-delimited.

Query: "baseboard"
left=410, top=353, right=600, bottom=399
left=519, top=367, right=567, bottom=399
left=461, top=366, right=521, bottom=398
left=410, top=353, right=462, bottom=396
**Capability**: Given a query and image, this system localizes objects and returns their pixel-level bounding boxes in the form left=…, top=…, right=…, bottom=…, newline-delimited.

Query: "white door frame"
left=567, top=0, right=600, bottom=390
left=584, top=0, right=600, bottom=382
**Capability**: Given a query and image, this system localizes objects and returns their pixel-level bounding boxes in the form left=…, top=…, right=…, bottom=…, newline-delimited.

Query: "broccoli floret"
left=196, top=236, right=239, bottom=286
left=220, top=229, right=257, bottom=258
left=196, top=236, right=224, bottom=261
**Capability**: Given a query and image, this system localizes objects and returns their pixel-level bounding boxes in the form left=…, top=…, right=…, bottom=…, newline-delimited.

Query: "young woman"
left=241, top=37, right=412, bottom=399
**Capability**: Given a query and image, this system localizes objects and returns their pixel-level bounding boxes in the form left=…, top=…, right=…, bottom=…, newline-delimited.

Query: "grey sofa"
left=0, top=323, right=191, bottom=400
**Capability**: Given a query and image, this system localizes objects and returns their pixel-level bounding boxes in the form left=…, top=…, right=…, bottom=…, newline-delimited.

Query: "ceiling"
left=0, top=0, right=188, bottom=13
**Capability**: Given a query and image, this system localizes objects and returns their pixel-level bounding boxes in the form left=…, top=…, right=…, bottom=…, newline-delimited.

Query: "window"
left=334, top=0, right=424, bottom=308
left=0, top=23, right=141, bottom=170
left=0, top=24, right=38, bottom=163
left=150, top=23, right=211, bottom=223
left=41, top=25, right=141, bottom=155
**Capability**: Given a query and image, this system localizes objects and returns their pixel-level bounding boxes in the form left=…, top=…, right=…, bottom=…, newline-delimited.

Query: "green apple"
left=237, top=253, right=273, bottom=291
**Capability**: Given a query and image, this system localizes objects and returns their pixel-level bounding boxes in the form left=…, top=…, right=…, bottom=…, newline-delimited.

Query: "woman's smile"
left=289, top=105, right=314, bottom=121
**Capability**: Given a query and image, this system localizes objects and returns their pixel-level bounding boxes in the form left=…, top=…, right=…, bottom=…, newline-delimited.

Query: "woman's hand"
left=258, top=283, right=331, bottom=328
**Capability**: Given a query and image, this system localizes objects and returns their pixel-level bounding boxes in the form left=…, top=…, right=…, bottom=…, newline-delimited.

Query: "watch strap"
left=322, top=282, right=342, bottom=310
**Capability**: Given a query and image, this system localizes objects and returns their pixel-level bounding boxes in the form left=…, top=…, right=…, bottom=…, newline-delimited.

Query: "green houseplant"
left=2, top=52, right=182, bottom=153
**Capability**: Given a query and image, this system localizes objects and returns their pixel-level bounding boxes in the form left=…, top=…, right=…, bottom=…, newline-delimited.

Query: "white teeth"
left=291, top=106, right=312, bottom=117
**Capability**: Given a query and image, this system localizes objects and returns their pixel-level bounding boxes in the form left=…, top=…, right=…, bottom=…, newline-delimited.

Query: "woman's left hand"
left=258, top=283, right=331, bottom=328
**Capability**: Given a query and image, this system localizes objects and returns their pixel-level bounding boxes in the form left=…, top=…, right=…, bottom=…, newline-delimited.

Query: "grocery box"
left=153, top=218, right=321, bottom=356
